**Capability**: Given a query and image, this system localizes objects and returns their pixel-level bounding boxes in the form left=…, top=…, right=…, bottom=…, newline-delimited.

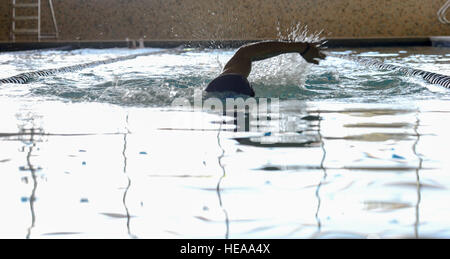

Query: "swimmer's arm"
left=237, top=41, right=311, bottom=61
left=222, top=41, right=326, bottom=78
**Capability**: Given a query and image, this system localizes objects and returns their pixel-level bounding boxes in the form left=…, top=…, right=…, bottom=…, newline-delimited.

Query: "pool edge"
left=0, top=37, right=449, bottom=52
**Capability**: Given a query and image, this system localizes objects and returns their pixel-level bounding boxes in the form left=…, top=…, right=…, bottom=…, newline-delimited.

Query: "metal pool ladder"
left=11, top=0, right=59, bottom=41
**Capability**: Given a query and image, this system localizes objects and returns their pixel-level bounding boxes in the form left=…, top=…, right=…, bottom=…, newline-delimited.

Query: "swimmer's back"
left=205, top=73, right=255, bottom=97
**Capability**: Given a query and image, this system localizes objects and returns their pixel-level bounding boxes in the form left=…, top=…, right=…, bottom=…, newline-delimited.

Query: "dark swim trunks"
left=205, top=74, right=255, bottom=97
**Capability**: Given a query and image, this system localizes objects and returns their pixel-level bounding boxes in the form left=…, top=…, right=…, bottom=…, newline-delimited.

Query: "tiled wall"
left=1, top=0, right=450, bottom=42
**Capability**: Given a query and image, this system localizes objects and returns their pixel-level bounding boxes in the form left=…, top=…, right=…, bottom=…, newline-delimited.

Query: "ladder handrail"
left=438, top=0, right=450, bottom=24
left=38, top=0, right=41, bottom=40
left=48, top=0, right=59, bottom=39
left=11, top=0, right=15, bottom=41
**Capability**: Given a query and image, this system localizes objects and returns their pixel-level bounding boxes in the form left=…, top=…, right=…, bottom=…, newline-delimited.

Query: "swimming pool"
left=0, top=46, right=450, bottom=238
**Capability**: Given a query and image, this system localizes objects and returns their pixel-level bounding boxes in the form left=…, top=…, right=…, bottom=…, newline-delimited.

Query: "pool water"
left=1, top=46, right=450, bottom=238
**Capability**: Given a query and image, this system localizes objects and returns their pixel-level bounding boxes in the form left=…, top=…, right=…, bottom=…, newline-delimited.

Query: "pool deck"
left=0, top=37, right=449, bottom=52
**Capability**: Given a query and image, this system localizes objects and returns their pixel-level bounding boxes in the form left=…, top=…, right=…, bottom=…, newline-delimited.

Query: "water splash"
left=276, top=21, right=324, bottom=43
left=250, top=22, right=324, bottom=91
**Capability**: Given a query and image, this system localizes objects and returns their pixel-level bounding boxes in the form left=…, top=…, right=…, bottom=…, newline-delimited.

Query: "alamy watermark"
left=171, top=89, right=281, bottom=133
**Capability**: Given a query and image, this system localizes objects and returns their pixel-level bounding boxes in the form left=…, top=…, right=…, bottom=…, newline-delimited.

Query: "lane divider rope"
left=330, top=54, right=450, bottom=88
left=0, top=48, right=186, bottom=85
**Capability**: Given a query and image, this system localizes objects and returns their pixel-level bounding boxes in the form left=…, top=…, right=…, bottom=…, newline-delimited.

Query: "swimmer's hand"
left=300, top=43, right=326, bottom=65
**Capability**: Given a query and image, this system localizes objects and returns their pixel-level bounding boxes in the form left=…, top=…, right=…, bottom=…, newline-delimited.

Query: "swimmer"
left=205, top=41, right=326, bottom=96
